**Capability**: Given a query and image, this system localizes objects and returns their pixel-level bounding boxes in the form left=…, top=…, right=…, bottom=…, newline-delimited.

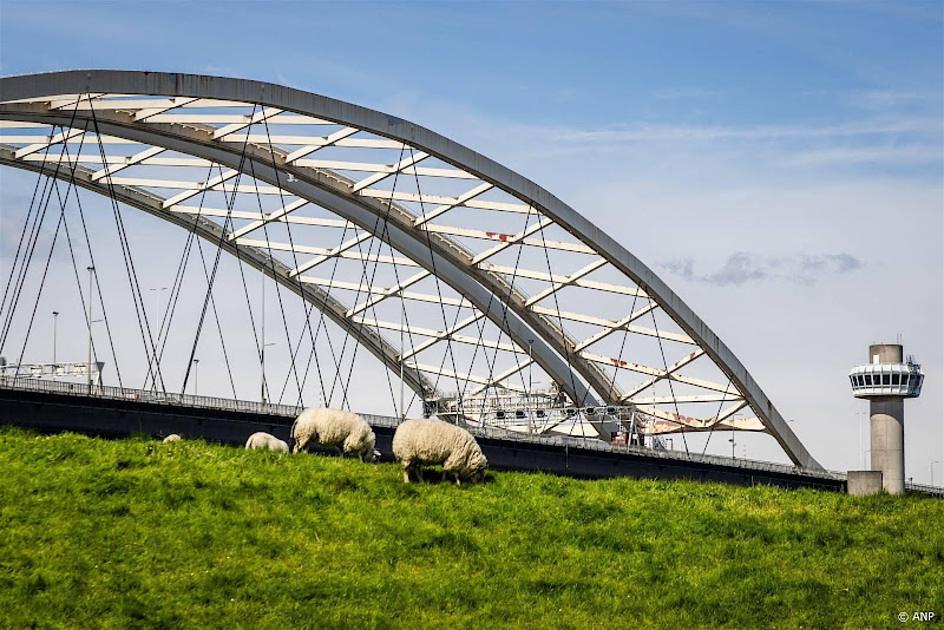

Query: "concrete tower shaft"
left=849, top=343, right=924, bottom=495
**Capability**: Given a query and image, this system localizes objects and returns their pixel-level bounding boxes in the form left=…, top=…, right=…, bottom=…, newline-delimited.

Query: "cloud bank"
left=659, top=252, right=863, bottom=286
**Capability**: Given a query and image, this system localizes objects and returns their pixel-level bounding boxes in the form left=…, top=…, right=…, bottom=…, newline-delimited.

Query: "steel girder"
left=0, top=70, right=820, bottom=467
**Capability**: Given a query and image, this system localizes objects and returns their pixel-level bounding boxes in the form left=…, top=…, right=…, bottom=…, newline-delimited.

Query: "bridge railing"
left=3, top=375, right=925, bottom=487
left=0, top=375, right=303, bottom=419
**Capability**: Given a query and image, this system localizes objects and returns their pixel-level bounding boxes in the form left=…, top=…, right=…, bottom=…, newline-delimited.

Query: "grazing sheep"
left=292, top=407, right=378, bottom=461
left=245, top=432, right=289, bottom=453
left=162, top=434, right=182, bottom=443
left=392, top=419, right=487, bottom=485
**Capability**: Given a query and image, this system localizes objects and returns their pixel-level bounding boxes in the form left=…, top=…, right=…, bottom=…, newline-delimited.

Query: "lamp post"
left=86, top=267, right=94, bottom=392
left=261, top=342, right=276, bottom=403
left=52, top=311, right=59, bottom=366
left=193, top=358, right=200, bottom=396
left=527, top=339, right=534, bottom=434
left=729, top=435, right=736, bottom=459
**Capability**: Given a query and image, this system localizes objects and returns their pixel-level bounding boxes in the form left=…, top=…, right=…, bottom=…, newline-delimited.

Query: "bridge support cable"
left=648, top=308, right=690, bottom=455
left=480, top=206, right=540, bottom=410
left=58, top=143, right=126, bottom=388
left=536, top=215, right=587, bottom=411
left=87, top=100, right=167, bottom=393
left=1, top=100, right=84, bottom=352
left=11, top=160, right=95, bottom=380
left=404, top=147, right=489, bottom=413
left=52, top=181, right=105, bottom=384
left=257, top=115, right=357, bottom=409
left=146, top=156, right=241, bottom=400
left=0, top=149, right=54, bottom=352
left=245, top=158, right=305, bottom=406
left=179, top=108, right=259, bottom=398
left=701, top=379, right=735, bottom=456
left=0, top=141, right=52, bottom=341
left=330, top=145, right=412, bottom=415
left=8, top=116, right=100, bottom=380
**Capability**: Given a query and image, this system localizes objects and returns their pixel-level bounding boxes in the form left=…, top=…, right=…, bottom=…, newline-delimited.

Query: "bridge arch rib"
left=0, top=70, right=821, bottom=468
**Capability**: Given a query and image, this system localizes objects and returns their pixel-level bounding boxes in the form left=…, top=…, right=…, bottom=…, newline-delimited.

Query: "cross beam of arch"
left=0, top=70, right=821, bottom=468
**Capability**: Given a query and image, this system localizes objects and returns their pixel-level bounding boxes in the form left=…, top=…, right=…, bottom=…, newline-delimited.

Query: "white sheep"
left=162, top=434, right=182, bottom=443
left=392, top=419, right=487, bottom=485
left=292, top=407, right=379, bottom=461
left=245, top=431, right=289, bottom=453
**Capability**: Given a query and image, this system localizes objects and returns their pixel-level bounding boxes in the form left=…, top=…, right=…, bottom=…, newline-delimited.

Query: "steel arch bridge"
left=0, top=70, right=820, bottom=469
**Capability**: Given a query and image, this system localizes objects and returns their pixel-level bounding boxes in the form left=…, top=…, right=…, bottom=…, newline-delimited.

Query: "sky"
left=0, top=1, right=942, bottom=481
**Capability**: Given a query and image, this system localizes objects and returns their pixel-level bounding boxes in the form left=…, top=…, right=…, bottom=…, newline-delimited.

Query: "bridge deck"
left=1, top=377, right=940, bottom=496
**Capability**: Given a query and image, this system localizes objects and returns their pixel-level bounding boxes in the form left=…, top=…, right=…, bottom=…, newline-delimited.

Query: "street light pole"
left=52, top=311, right=59, bottom=365
left=86, top=266, right=94, bottom=393
left=193, top=359, right=200, bottom=396
left=527, top=339, right=534, bottom=434
left=261, top=342, right=276, bottom=403
left=729, top=435, right=736, bottom=459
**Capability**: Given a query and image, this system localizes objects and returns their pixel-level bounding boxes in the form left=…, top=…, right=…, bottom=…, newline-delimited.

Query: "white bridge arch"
left=0, top=70, right=820, bottom=469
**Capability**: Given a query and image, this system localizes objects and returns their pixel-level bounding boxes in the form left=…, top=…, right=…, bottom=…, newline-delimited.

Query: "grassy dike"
left=0, top=426, right=941, bottom=628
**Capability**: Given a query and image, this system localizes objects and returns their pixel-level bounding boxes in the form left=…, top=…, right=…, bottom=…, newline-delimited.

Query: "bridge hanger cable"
left=701, top=378, right=734, bottom=456
left=11, top=126, right=96, bottom=377
left=1, top=98, right=84, bottom=352
left=179, top=105, right=259, bottom=396
left=88, top=99, right=167, bottom=392
left=405, top=147, right=464, bottom=401
left=536, top=217, right=584, bottom=411
left=602, top=282, right=643, bottom=438
left=146, top=156, right=240, bottom=399
left=258, top=115, right=352, bottom=408
left=0, top=150, right=54, bottom=352
left=648, top=308, right=690, bottom=455
left=331, top=145, right=409, bottom=414
left=481, top=205, right=536, bottom=407
left=58, top=137, right=126, bottom=387
left=280, top=214, right=352, bottom=409
left=59, top=186, right=125, bottom=388
left=246, top=156, right=304, bottom=405
left=449, top=203, right=536, bottom=421
left=0, top=139, right=53, bottom=341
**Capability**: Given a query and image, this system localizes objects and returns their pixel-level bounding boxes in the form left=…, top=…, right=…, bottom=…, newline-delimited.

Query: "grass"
left=0, top=427, right=941, bottom=629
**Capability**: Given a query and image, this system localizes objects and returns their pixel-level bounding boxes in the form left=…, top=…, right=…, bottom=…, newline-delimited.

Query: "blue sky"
left=1, top=1, right=942, bottom=478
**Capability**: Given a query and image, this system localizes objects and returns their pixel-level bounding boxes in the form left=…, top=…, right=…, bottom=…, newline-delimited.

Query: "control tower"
left=849, top=344, right=924, bottom=494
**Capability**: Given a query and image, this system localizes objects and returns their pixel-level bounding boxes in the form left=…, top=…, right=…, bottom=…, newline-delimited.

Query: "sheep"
left=245, top=432, right=289, bottom=453
left=392, top=419, right=487, bottom=485
left=162, top=434, right=182, bottom=443
left=291, top=407, right=379, bottom=461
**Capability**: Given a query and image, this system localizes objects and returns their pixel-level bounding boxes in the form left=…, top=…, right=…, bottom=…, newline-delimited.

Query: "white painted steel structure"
left=0, top=70, right=820, bottom=469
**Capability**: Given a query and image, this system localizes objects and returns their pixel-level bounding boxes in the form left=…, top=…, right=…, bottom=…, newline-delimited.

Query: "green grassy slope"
left=0, top=427, right=941, bottom=629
